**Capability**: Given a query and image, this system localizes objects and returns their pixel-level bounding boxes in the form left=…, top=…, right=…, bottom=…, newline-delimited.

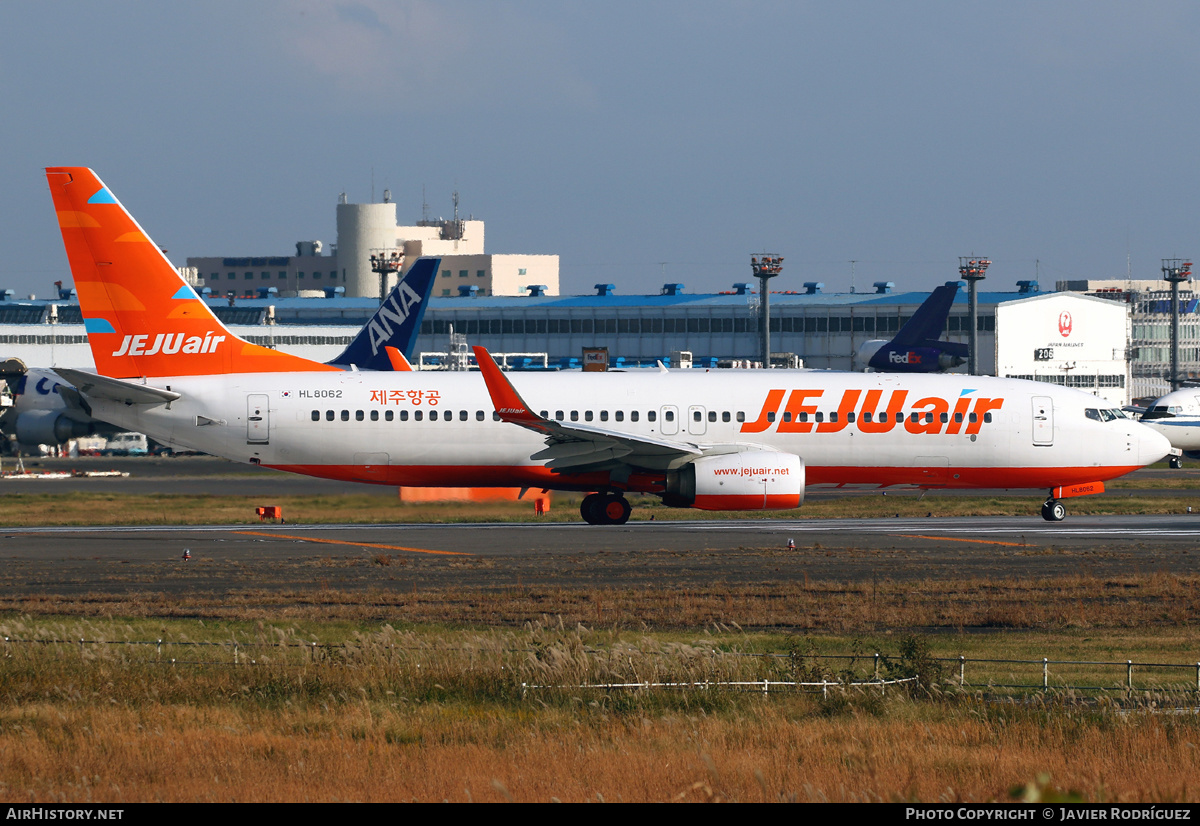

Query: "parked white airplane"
left=45, top=167, right=1172, bottom=523
left=1134, top=387, right=1200, bottom=468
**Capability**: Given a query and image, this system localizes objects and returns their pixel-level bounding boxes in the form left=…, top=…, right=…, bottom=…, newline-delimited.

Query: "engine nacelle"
left=14, top=410, right=94, bottom=446
left=664, top=451, right=804, bottom=511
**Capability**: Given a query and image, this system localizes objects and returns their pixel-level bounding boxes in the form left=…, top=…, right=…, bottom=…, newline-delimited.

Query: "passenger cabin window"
left=600, top=411, right=608, bottom=422
left=665, top=410, right=674, bottom=422
left=632, top=411, right=640, bottom=422
left=355, top=410, right=364, bottom=421
left=385, top=410, right=394, bottom=421
left=414, top=410, right=423, bottom=421
left=370, top=410, right=379, bottom=421
left=311, top=410, right=320, bottom=421
left=341, top=410, right=349, bottom=421
left=326, top=410, right=334, bottom=421
left=400, top=410, right=409, bottom=421
left=615, top=411, right=624, bottom=422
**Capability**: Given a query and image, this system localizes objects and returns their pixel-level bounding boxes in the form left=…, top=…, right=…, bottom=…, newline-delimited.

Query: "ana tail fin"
left=45, top=167, right=337, bottom=379
left=328, top=256, right=439, bottom=370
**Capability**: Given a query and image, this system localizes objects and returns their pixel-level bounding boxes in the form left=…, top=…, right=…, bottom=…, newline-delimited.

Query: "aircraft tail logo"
left=45, top=167, right=338, bottom=379
left=328, top=257, right=439, bottom=370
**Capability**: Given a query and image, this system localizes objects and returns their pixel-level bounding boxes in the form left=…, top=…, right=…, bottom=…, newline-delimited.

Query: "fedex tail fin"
left=888, top=282, right=959, bottom=348
left=328, top=257, right=439, bottom=370
left=46, top=167, right=337, bottom=379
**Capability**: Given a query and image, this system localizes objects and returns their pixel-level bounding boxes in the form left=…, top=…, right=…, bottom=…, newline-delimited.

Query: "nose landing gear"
left=581, top=492, right=632, bottom=525
left=1041, top=498, right=1066, bottom=522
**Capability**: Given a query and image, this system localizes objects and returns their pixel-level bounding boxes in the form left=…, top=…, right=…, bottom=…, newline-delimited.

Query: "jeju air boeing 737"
left=45, top=167, right=1172, bottom=523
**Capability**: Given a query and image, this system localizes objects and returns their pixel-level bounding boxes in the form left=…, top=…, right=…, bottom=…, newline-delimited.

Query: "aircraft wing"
left=473, top=346, right=709, bottom=473
left=54, top=368, right=180, bottom=406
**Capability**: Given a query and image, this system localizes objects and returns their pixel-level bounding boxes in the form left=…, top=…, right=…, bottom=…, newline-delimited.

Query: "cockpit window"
left=1086, top=408, right=1128, bottom=422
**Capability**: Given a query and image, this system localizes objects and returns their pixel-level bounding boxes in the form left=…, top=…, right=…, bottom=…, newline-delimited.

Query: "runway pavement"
left=1, top=456, right=1198, bottom=597
left=2, top=515, right=1199, bottom=596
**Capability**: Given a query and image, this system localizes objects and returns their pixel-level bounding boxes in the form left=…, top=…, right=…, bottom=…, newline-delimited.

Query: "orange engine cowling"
left=664, top=451, right=804, bottom=511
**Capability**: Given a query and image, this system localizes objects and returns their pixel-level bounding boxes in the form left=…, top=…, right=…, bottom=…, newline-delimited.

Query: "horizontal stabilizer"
left=54, top=368, right=180, bottom=406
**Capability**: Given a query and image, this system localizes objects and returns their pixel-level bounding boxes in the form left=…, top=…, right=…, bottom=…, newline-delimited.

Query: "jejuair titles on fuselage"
left=740, top=387, right=1003, bottom=435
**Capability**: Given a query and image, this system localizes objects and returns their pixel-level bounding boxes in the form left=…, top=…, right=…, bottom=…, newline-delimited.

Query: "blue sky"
left=3, top=1, right=1200, bottom=298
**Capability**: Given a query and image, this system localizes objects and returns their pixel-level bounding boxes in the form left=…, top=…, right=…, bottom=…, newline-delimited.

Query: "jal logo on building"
left=1058, top=311, right=1073, bottom=338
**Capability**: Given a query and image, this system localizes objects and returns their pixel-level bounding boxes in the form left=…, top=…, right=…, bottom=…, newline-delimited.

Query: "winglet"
left=384, top=346, right=413, bottom=371
left=473, top=346, right=542, bottom=426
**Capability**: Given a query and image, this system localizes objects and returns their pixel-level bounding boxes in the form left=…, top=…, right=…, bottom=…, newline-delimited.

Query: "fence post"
left=763, top=679, right=768, bottom=695
left=1043, top=658, right=1048, bottom=690
left=157, top=639, right=162, bottom=659
left=960, top=655, right=965, bottom=687
left=874, top=653, right=880, bottom=680
left=1127, top=660, right=1133, bottom=693
left=234, top=643, right=239, bottom=665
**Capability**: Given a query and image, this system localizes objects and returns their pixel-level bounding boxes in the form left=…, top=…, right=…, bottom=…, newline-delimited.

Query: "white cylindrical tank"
left=336, top=201, right=398, bottom=298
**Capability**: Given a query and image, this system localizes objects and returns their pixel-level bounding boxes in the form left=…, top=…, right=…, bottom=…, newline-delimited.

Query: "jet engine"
left=13, top=410, right=95, bottom=446
left=664, top=451, right=804, bottom=510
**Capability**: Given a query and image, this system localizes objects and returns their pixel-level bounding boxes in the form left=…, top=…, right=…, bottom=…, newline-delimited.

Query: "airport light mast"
left=1162, top=258, right=1192, bottom=391
left=751, top=254, right=783, bottom=368
left=369, top=249, right=404, bottom=303
left=958, top=257, right=990, bottom=375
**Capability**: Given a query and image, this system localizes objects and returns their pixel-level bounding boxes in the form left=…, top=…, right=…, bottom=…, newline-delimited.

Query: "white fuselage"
left=1139, top=388, right=1200, bottom=452
left=80, top=369, right=1168, bottom=493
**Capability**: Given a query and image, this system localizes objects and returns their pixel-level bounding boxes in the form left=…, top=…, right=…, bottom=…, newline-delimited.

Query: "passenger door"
left=1032, top=396, right=1053, bottom=446
left=247, top=394, right=269, bottom=444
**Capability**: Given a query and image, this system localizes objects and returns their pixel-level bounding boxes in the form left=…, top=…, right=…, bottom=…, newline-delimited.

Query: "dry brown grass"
left=2, top=616, right=1199, bottom=803
left=4, top=701, right=1199, bottom=802
left=2, top=573, right=1197, bottom=632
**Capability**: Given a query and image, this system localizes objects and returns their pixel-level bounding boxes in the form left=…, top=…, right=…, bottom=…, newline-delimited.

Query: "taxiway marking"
left=232, top=531, right=466, bottom=556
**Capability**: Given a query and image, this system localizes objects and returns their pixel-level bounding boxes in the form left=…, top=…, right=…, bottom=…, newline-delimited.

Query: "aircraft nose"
left=1136, top=421, right=1172, bottom=467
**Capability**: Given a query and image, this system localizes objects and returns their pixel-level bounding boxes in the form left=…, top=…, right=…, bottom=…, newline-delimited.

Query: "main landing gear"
left=1041, top=497, right=1066, bottom=522
left=581, top=492, right=632, bottom=525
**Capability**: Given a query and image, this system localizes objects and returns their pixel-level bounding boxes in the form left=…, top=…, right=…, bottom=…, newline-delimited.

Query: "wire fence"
left=4, top=636, right=1198, bottom=697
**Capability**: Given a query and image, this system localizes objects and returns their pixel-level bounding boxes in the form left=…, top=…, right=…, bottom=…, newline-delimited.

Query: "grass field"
left=2, top=616, right=1199, bottom=803
left=3, top=487, right=1200, bottom=802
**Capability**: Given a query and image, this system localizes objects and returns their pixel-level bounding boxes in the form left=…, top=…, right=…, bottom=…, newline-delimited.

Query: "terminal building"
left=0, top=276, right=1137, bottom=406
left=186, top=192, right=560, bottom=300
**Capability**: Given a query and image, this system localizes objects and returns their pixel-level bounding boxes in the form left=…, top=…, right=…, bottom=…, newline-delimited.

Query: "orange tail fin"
left=45, top=167, right=338, bottom=379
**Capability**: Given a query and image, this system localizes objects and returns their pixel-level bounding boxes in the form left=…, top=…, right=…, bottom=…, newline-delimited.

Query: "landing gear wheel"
left=1041, top=499, right=1066, bottom=522
left=1170, top=456, right=1184, bottom=469
left=581, top=493, right=606, bottom=525
left=601, top=494, right=632, bottom=525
